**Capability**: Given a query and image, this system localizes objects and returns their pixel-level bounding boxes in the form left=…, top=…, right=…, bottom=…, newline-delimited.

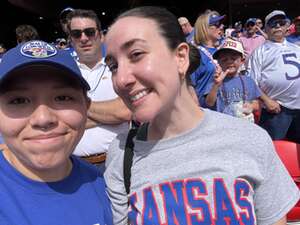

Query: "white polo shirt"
left=73, top=58, right=128, bottom=156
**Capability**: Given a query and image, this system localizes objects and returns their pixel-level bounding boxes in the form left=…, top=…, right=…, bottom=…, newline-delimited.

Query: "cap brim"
left=209, top=15, right=226, bottom=25
left=0, top=60, right=90, bottom=91
left=213, top=48, right=244, bottom=59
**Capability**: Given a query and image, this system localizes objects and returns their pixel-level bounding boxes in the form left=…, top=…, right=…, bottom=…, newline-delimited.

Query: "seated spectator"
left=0, top=40, right=113, bottom=224
left=204, top=38, right=261, bottom=122
left=239, top=18, right=265, bottom=65
left=248, top=10, right=300, bottom=143
left=15, top=24, right=40, bottom=44
left=287, top=16, right=300, bottom=46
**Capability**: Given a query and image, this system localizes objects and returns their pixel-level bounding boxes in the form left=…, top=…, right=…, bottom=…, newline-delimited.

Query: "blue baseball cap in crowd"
left=0, top=40, right=90, bottom=90
left=209, top=14, right=226, bottom=26
left=245, top=18, right=256, bottom=26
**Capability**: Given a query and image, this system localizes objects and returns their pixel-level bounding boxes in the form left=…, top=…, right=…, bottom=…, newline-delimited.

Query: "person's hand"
left=242, top=102, right=253, bottom=115
left=265, top=98, right=281, bottom=114
left=214, top=63, right=230, bottom=86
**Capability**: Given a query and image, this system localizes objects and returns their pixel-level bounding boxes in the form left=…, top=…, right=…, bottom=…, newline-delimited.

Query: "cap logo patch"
left=21, top=41, right=57, bottom=58
left=224, top=41, right=237, bottom=48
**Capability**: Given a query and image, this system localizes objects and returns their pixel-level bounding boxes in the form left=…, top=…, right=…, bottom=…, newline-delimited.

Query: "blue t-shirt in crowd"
left=0, top=152, right=113, bottom=225
left=203, top=75, right=261, bottom=117
left=186, top=29, right=195, bottom=44
left=190, top=45, right=217, bottom=106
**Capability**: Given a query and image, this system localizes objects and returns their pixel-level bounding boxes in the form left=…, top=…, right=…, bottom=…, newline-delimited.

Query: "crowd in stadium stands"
left=0, top=5, right=299, bottom=225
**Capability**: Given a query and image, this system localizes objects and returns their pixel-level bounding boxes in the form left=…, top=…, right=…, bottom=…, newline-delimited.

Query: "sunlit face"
left=0, top=66, right=89, bottom=174
left=217, top=50, right=244, bottom=76
left=105, top=17, right=188, bottom=122
left=69, top=17, right=102, bottom=63
left=208, top=24, right=222, bottom=42
left=266, top=17, right=289, bottom=42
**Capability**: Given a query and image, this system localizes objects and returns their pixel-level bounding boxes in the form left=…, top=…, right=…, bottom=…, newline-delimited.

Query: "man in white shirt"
left=248, top=10, right=300, bottom=143
left=67, top=9, right=131, bottom=164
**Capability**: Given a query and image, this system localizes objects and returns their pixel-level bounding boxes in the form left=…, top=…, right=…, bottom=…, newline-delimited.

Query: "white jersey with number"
left=248, top=39, right=300, bottom=109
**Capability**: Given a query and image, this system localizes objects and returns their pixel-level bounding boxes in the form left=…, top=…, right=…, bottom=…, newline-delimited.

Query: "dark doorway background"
left=1, top=0, right=299, bottom=49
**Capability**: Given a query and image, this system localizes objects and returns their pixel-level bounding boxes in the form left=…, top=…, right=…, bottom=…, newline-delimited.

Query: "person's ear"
left=176, top=42, right=190, bottom=80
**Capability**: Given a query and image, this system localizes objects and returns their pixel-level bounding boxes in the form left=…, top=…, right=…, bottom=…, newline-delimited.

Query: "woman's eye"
left=8, top=97, right=30, bottom=105
left=130, top=51, right=144, bottom=61
left=55, top=95, right=73, bottom=101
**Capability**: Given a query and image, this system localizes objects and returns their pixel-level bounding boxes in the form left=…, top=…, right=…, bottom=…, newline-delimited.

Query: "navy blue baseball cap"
left=0, top=40, right=90, bottom=90
left=209, top=14, right=226, bottom=26
left=245, top=18, right=256, bottom=26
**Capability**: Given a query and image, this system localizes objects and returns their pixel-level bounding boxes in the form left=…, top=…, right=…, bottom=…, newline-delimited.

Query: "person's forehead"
left=107, top=17, right=158, bottom=42
left=70, top=17, right=97, bottom=28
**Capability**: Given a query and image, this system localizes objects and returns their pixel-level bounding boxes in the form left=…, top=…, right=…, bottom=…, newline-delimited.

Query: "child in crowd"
left=204, top=38, right=261, bottom=122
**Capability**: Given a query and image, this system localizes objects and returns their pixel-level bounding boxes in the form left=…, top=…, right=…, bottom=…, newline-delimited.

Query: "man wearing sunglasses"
left=67, top=9, right=131, bottom=165
left=248, top=10, right=300, bottom=144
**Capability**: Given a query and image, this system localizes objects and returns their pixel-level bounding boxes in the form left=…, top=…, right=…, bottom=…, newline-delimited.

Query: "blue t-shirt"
left=190, top=45, right=217, bottom=106
left=0, top=152, right=113, bottom=225
left=186, top=29, right=195, bottom=44
left=203, top=75, right=261, bottom=117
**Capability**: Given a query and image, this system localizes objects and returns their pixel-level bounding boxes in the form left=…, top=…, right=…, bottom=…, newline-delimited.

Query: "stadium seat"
left=273, top=140, right=300, bottom=222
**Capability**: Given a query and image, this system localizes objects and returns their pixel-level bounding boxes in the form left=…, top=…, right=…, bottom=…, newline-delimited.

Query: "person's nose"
left=114, top=61, right=136, bottom=90
left=29, top=104, right=58, bottom=131
left=79, top=31, right=89, bottom=42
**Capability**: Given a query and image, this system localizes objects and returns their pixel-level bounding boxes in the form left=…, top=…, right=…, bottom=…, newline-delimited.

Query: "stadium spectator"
left=238, top=18, right=265, bottom=64
left=204, top=38, right=261, bottom=122
left=15, top=24, right=39, bottom=44
left=0, top=40, right=112, bottom=225
left=255, top=17, right=268, bottom=38
left=67, top=9, right=131, bottom=165
left=104, top=6, right=300, bottom=224
left=178, top=16, right=195, bottom=44
left=287, top=16, right=300, bottom=46
left=191, top=10, right=225, bottom=105
left=249, top=10, right=300, bottom=143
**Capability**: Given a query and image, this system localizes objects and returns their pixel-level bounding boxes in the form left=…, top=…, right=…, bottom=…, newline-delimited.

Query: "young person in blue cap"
left=0, top=40, right=113, bottom=225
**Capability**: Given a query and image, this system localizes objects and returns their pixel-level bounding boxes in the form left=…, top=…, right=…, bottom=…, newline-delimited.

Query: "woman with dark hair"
left=104, top=6, right=299, bottom=225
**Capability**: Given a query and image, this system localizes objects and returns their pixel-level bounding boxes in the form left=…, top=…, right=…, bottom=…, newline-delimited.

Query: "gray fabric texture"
left=104, top=109, right=300, bottom=225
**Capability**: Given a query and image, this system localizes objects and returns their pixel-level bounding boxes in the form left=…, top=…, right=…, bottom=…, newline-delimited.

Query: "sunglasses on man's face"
left=268, top=19, right=287, bottom=28
left=70, top=27, right=97, bottom=39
